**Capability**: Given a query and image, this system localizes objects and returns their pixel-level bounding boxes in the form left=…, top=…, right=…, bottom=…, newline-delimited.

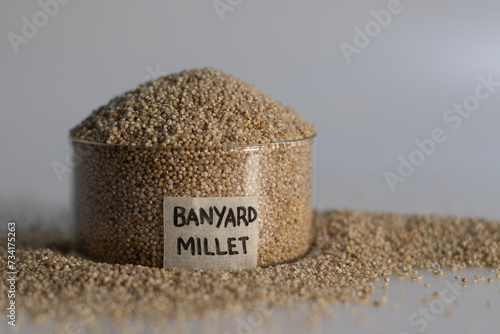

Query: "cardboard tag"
left=163, top=196, right=259, bottom=270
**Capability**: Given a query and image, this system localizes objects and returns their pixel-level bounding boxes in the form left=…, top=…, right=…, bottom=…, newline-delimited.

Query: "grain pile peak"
left=70, top=67, right=315, bottom=147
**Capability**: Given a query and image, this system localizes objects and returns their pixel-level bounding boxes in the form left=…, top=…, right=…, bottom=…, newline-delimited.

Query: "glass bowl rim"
left=69, top=133, right=317, bottom=151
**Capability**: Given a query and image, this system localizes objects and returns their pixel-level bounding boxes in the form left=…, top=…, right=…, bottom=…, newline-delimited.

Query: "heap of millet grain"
left=70, top=67, right=314, bottom=146
left=70, top=68, right=316, bottom=268
left=1, top=210, right=499, bottom=328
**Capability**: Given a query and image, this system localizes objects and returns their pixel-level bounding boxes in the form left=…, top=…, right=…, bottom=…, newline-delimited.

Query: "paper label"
left=163, top=196, right=259, bottom=270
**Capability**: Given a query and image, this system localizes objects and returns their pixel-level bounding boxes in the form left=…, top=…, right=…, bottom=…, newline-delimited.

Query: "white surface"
left=1, top=1, right=500, bottom=333
left=5, top=268, right=499, bottom=334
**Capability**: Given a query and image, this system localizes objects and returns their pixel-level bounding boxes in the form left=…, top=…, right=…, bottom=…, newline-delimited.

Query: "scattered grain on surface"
left=1, top=209, right=499, bottom=327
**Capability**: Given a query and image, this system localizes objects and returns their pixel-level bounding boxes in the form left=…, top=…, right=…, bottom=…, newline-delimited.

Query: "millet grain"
left=1, top=209, right=499, bottom=325
left=70, top=68, right=316, bottom=267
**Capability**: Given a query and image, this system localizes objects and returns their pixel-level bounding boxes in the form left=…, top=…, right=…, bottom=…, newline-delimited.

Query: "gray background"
left=1, top=0, right=500, bottom=222
left=1, top=1, right=500, bottom=334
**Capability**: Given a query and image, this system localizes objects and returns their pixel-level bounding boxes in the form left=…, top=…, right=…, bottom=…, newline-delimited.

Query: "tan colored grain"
left=70, top=68, right=315, bottom=267
left=1, top=209, right=499, bottom=326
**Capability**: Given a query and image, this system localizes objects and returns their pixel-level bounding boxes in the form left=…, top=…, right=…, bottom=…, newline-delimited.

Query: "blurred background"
left=1, top=0, right=500, bottom=227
